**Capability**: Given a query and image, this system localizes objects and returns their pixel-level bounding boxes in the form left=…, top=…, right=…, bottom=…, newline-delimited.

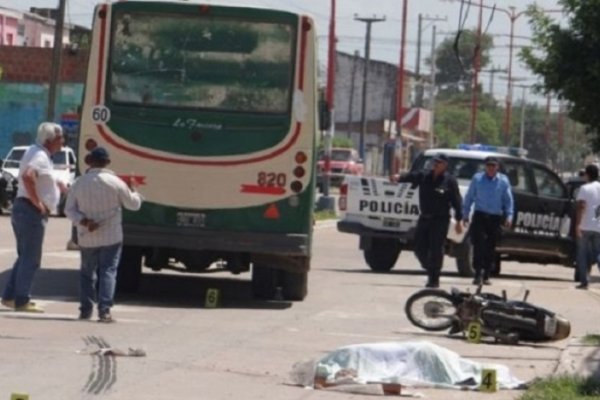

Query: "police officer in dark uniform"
left=394, top=153, right=463, bottom=288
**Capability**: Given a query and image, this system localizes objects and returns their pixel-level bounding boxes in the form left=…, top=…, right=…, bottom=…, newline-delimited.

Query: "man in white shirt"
left=1, top=122, right=66, bottom=313
left=65, top=147, right=143, bottom=322
left=575, top=164, right=600, bottom=289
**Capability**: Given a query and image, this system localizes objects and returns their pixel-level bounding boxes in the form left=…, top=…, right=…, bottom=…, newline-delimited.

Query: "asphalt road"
left=0, top=216, right=597, bottom=399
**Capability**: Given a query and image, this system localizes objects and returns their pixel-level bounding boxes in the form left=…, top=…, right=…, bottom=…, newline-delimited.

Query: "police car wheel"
left=364, top=238, right=401, bottom=272
left=455, top=237, right=474, bottom=277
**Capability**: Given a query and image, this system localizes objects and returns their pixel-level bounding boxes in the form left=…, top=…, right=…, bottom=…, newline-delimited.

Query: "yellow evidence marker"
left=480, top=368, right=497, bottom=392
left=11, top=394, right=30, bottom=400
left=466, top=321, right=482, bottom=343
left=205, top=288, right=220, bottom=308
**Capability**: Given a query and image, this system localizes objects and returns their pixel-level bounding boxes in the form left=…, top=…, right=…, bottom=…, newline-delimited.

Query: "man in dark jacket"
left=394, top=153, right=463, bottom=287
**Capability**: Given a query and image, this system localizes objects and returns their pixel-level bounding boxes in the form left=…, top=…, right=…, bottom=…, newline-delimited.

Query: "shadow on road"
left=323, top=266, right=573, bottom=283
left=120, top=273, right=292, bottom=310
left=0, top=267, right=293, bottom=311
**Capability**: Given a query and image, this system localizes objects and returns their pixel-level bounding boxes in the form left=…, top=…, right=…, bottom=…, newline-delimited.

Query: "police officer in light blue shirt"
left=462, top=156, right=514, bottom=285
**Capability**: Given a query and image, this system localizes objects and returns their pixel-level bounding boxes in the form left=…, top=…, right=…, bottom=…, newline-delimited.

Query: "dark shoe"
left=576, top=283, right=588, bottom=290
left=78, top=310, right=93, bottom=320
left=472, top=277, right=482, bottom=285
left=425, top=281, right=440, bottom=288
left=1, top=298, right=15, bottom=309
left=482, top=279, right=492, bottom=286
left=98, top=312, right=115, bottom=323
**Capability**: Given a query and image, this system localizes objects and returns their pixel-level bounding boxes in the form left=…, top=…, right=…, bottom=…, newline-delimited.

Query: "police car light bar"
left=457, top=143, right=528, bottom=157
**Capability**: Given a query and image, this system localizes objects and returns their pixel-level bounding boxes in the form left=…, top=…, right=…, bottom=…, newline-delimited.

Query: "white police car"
left=337, top=144, right=575, bottom=277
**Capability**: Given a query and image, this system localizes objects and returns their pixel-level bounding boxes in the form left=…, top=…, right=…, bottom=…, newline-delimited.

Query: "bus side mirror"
left=319, top=100, right=331, bottom=131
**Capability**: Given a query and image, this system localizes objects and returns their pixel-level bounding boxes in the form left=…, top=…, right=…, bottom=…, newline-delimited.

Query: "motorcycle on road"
left=405, top=287, right=571, bottom=344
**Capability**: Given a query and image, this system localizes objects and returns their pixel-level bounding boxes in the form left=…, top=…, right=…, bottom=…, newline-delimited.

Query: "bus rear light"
left=288, top=195, right=300, bottom=207
left=290, top=181, right=303, bottom=193
left=85, top=139, right=98, bottom=151
left=264, top=204, right=280, bottom=219
left=293, top=166, right=305, bottom=178
left=295, top=151, right=307, bottom=164
left=199, top=5, right=210, bottom=14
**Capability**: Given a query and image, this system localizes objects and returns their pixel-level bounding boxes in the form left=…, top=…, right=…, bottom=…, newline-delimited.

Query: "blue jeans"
left=576, top=231, right=600, bottom=286
left=79, top=243, right=122, bottom=315
left=2, top=198, right=48, bottom=307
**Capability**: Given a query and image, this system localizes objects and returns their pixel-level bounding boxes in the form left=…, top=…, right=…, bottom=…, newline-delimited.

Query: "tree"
left=427, top=29, right=494, bottom=93
left=521, top=1, right=600, bottom=150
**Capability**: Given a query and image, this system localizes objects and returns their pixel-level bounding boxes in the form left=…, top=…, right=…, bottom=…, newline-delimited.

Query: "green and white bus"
left=79, top=1, right=322, bottom=300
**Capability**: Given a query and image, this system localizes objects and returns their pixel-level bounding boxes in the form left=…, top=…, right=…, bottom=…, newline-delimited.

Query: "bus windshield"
left=109, top=11, right=295, bottom=113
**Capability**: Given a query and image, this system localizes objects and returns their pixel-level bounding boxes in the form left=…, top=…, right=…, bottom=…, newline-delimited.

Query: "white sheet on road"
left=291, top=341, right=524, bottom=391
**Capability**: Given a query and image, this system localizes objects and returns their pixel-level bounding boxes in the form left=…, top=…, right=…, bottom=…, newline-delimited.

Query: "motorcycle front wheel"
left=404, top=289, right=458, bottom=331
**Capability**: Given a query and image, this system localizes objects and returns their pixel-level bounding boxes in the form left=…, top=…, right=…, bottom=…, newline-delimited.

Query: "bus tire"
left=363, top=238, right=401, bottom=272
left=117, top=246, right=143, bottom=293
left=455, top=236, right=474, bottom=277
left=282, top=270, right=308, bottom=301
left=252, top=264, right=278, bottom=300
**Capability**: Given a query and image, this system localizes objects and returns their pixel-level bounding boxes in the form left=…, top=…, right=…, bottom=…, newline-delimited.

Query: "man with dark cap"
left=65, top=147, right=143, bottom=322
left=393, top=153, right=463, bottom=288
left=462, top=155, right=514, bottom=285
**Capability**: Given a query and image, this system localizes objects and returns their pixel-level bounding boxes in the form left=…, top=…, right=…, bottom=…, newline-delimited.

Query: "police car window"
left=501, top=161, right=534, bottom=194
left=418, top=156, right=484, bottom=179
left=532, top=166, right=566, bottom=198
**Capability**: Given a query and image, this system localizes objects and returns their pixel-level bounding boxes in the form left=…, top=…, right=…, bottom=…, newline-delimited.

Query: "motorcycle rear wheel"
left=405, top=289, right=458, bottom=332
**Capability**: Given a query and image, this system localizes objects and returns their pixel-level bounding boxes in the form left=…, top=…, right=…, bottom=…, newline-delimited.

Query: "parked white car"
left=1, top=145, right=77, bottom=215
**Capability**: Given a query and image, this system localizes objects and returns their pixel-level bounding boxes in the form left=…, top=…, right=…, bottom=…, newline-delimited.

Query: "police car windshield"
left=414, top=156, right=486, bottom=180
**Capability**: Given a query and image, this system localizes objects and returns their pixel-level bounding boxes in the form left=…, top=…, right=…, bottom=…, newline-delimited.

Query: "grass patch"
left=314, top=209, right=337, bottom=221
left=518, top=376, right=600, bottom=400
left=583, top=334, right=600, bottom=346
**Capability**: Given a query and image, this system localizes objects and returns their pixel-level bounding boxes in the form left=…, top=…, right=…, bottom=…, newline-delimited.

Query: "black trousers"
left=414, top=215, right=449, bottom=285
left=471, top=211, right=503, bottom=279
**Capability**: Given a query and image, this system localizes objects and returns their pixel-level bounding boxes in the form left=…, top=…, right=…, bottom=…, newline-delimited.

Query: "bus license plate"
left=176, top=212, right=206, bottom=227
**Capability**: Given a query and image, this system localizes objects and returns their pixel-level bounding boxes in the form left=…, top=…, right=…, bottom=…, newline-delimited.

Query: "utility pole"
left=317, top=0, right=337, bottom=211
left=393, top=0, right=408, bottom=175
left=355, top=14, right=386, bottom=161
left=483, top=66, right=507, bottom=98
left=469, top=0, right=484, bottom=143
left=47, top=0, right=67, bottom=121
left=414, top=14, right=446, bottom=108
left=346, top=50, right=360, bottom=138
left=428, top=24, right=437, bottom=148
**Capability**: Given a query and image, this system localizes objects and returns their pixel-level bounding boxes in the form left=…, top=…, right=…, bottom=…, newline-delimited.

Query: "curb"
left=553, top=337, right=600, bottom=379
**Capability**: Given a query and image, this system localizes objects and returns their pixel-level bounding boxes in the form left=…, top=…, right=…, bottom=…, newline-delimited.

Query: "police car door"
left=526, top=163, right=572, bottom=257
left=499, top=159, right=536, bottom=247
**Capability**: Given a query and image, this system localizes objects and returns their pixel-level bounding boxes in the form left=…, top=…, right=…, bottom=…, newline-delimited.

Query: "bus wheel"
left=117, top=246, right=143, bottom=293
left=281, top=270, right=308, bottom=301
left=252, top=264, right=278, bottom=300
left=363, top=238, right=401, bottom=272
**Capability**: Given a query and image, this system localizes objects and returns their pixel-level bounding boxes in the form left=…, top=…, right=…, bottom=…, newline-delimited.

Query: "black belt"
left=420, top=214, right=449, bottom=219
left=474, top=210, right=502, bottom=218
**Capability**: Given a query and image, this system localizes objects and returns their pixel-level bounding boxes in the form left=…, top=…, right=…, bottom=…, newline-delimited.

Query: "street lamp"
left=503, top=6, right=528, bottom=146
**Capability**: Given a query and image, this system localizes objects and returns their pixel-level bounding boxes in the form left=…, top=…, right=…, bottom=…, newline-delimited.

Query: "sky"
left=0, top=0, right=564, bottom=105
